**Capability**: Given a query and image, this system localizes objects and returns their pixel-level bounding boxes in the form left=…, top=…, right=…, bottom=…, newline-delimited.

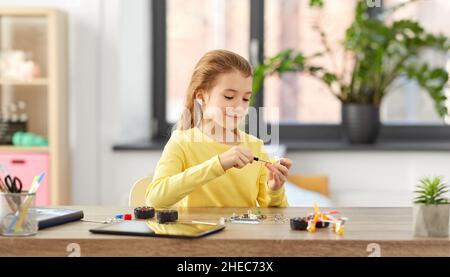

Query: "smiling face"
left=196, top=70, right=252, bottom=131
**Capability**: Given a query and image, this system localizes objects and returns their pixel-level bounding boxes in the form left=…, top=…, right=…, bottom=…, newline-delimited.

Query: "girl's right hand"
left=218, top=146, right=253, bottom=171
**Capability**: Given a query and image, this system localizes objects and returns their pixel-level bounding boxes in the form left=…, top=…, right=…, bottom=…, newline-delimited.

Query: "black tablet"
left=89, top=220, right=225, bottom=238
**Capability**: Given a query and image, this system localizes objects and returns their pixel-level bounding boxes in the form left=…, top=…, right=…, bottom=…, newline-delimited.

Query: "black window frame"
left=151, top=0, right=450, bottom=144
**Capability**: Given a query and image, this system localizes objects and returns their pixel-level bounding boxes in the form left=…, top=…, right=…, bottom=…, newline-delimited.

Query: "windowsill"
left=113, top=138, right=168, bottom=151
left=281, top=140, right=450, bottom=151
left=113, top=139, right=450, bottom=152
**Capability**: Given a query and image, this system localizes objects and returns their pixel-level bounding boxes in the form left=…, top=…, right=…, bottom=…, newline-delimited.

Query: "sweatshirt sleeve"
left=256, top=144, right=289, bottom=208
left=145, top=133, right=226, bottom=209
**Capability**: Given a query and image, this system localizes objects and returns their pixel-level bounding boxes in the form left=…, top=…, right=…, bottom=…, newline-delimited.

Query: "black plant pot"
left=341, top=104, right=380, bottom=144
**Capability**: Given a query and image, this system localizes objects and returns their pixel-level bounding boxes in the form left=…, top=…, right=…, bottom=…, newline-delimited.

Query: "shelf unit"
left=0, top=145, right=49, bottom=153
left=0, top=78, right=49, bottom=85
left=0, top=8, right=69, bottom=205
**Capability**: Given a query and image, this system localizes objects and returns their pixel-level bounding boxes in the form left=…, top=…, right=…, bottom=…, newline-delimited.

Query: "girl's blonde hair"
left=177, top=49, right=252, bottom=130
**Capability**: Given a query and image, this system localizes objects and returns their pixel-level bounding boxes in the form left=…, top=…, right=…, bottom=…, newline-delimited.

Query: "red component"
left=124, top=214, right=132, bottom=220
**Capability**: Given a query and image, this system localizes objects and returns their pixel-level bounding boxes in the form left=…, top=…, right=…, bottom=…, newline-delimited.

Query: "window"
left=382, top=0, right=450, bottom=124
left=166, top=0, right=250, bottom=123
left=264, top=0, right=356, bottom=124
left=151, top=0, right=450, bottom=143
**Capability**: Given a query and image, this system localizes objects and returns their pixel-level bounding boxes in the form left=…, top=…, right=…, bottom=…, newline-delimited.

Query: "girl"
left=146, top=50, right=292, bottom=208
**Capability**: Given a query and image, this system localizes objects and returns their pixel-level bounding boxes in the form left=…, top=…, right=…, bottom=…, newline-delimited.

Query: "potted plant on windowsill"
left=413, top=176, right=450, bottom=237
left=252, top=0, right=450, bottom=144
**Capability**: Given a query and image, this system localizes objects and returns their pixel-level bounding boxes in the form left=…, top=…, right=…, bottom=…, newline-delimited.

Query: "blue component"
left=115, top=214, right=124, bottom=219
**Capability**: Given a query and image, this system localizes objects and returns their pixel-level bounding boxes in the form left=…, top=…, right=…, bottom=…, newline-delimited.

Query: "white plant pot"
left=413, top=204, right=450, bottom=237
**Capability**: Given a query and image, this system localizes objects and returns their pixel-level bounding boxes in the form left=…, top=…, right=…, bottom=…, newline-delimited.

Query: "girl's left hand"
left=266, top=158, right=293, bottom=191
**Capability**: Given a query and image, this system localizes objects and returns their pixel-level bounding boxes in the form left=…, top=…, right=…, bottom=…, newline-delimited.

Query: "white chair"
left=129, top=176, right=152, bottom=207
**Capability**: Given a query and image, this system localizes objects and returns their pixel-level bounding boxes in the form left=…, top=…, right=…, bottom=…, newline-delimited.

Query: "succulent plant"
left=414, top=176, right=450, bottom=205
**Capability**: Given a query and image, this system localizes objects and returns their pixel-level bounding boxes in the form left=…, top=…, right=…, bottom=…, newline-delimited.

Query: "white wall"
left=2, top=0, right=450, bottom=207
left=0, top=0, right=151, bottom=205
left=106, top=150, right=450, bottom=207
left=288, top=151, right=450, bottom=207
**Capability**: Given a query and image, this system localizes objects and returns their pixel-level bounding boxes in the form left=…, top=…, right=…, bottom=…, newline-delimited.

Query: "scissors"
left=5, top=175, right=23, bottom=193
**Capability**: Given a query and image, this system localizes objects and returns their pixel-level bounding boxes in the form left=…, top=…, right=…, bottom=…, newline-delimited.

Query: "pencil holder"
left=0, top=191, right=37, bottom=236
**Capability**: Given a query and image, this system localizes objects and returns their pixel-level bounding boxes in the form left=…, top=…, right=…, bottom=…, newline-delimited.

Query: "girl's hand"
left=266, top=158, right=293, bottom=191
left=218, top=146, right=253, bottom=171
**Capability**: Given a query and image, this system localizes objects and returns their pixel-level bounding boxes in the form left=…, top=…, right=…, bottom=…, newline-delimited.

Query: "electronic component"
left=156, top=210, right=178, bottom=224
left=134, top=207, right=155, bottom=220
left=290, top=217, right=308, bottom=230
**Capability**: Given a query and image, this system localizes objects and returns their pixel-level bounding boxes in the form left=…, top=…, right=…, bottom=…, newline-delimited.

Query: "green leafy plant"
left=252, top=0, right=450, bottom=117
left=414, top=176, right=450, bottom=205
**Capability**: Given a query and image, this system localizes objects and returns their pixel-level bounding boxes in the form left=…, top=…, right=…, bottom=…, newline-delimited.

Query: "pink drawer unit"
left=0, top=153, right=50, bottom=206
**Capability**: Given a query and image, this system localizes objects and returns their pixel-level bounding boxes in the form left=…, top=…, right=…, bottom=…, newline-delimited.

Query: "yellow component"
left=313, top=202, right=319, bottom=214
left=336, top=226, right=344, bottom=235
left=308, top=225, right=316, bottom=233
left=313, top=214, right=319, bottom=224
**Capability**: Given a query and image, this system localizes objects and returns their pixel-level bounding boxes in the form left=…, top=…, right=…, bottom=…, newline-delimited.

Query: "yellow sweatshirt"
left=145, top=127, right=288, bottom=208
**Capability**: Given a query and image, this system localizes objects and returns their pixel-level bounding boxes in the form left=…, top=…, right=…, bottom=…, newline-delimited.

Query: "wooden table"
left=0, top=206, right=449, bottom=257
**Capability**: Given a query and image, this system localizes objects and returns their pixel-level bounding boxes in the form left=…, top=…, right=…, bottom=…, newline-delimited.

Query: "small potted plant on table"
left=413, top=176, right=450, bottom=237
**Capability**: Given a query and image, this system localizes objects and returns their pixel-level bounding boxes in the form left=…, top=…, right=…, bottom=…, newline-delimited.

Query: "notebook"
left=36, top=208, right=84, bottom=229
